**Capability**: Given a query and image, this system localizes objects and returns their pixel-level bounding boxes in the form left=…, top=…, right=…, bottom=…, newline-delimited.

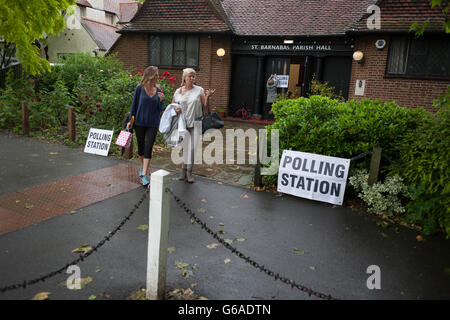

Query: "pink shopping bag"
left=116, top=130, right=133, bottom=148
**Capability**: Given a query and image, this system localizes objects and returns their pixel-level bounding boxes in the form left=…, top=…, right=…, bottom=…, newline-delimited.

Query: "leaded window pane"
left=149, top=36, right=160, bottom=66
left=161, top=36, right=173, bottom=66
left=186, top=36, right=199, bottom=66
left=387, top=37, right=408, bottom=74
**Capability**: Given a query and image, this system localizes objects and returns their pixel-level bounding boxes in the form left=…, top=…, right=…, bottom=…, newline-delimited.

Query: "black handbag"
left=197, top=112, right=224, bottom=134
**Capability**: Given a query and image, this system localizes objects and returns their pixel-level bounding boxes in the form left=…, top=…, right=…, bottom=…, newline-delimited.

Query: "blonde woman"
left=127, top=66, right=165, bottom=186
left=172, top=68, right=215, bottom=183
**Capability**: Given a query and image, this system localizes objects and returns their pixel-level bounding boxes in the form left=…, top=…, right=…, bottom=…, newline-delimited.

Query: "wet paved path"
left=1, top=131, right=450, bottom=301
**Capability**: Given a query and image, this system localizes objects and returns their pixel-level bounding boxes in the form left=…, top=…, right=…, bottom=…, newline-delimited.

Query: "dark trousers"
left=134, top=126, right=158, bottom=159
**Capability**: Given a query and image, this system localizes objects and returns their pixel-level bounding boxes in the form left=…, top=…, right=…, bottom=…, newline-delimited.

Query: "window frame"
left=385, top=34, right=450, bottom=80
left=148, top=34, right=200, bottom=69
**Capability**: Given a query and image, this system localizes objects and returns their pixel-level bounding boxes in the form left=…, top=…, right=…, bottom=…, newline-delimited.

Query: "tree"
left=0, top=0, right=75, bottom=75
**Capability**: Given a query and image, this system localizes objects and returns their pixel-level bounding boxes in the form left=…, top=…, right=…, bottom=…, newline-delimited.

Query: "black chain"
left=350, top=150, right=372, bottom=161
left=166, top=187, right=338, bottom=300
left=0, top=189, right=149, bottom=294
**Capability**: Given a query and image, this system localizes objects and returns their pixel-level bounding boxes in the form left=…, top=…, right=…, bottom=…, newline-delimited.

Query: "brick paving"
left=0, top=163, right=153, bottom=236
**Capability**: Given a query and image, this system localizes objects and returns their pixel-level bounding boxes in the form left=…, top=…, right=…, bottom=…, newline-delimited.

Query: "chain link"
left=350, top=150, right=372, bottom=161
left=0, top=188, right=149, bottom=294
left=166, top=187, right=338, bottom=300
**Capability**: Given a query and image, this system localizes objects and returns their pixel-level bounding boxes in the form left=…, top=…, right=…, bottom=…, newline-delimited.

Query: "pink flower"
left=107, top=69, right=112, bottom=73
left=163, top=71, right=170, bottom=76
left=89, top=109, right=93, bottom=114
left=98, top=108, right=102, bottom=112
left=96, top=103, right=101, bottom=107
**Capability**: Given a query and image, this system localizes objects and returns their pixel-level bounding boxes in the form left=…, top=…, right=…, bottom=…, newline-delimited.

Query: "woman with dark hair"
left=127, top=66, right=165, bottom=186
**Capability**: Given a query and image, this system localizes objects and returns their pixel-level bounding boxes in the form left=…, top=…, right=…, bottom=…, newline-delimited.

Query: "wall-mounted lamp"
left=283, top=39, right=294, bottom=44
left=353, top=50, right=364, bottom=65
left=216, top=48, right=225, bottom=61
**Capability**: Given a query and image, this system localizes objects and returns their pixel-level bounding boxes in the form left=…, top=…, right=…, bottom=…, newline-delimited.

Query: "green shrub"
left=264, top=96, right=425, bottom=186
left=391, top=91, right=450, bottom=237
left=349, top=169, right=410, bottom=217
left=0, top=69, right=36, bottom=129
left=30, top=79, right=74, bottom=127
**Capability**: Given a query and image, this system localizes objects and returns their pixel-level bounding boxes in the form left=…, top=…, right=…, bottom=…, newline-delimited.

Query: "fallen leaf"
left=72, top=244, right=92, bottom=254
left=206, top=243, right=219, bottom=249
left=309, top=266, right=316, bottom=270
left=31, top=153, right=39, bottom=157
left=25, top=204, right=34, bottom=209
left=79, top=277, right=93, bottom=289
left=218, top=230, right=226, bottom=235
left=95, top=267, right=101, bottom=273
left=88, top=295, right=97, bottom=300
left=107, top=184, right=120, bottom=189
left=218, top=222, right=225, bottom=226
left=224, top=258, right=231, bottom=264
left=32, top=292, right=51, bottom=300
left=201, top=199, right=207, bottom=203
left=168, top=247, right=176, bottom=254
left=182, top=269, right=193, bottom=279
left=137, top=224, right=149, bottom=231
left=224, top=239, right=233, bottom=245
left=416, top=235, right=424, bottom=242
left=235, top=237, right=246, bottom=242
left=197, top=208, right=207, bottom=213
left=376, top=221, right=390, bottom=228
left=49, top=152, right=58, bottom=155
left=380, top=232, right=389, bottom=238
left=69, top=210, right=77, bottom=215
left=240, top=194, right=249, bottom=199
left=293, top=248, right=305, bottom=256
left=175, top=261, right=190, bottom=269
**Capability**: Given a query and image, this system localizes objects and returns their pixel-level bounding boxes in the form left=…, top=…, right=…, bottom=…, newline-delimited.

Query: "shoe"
left=139, top=166, right=143, bottom=177
left=140, top=175, right=150, bottom=186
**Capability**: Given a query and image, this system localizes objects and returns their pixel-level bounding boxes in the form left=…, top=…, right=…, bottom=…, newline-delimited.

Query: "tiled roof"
left=76, top=0, right=92, bottom=7
left=349, top=0, right=448, bottom=33
left=119, top=0, right=231, bottom=33
left=81, top=17, right=121, bottom=51
left=119, top=2, right=141, bottom=23
left=219, top=0, right=378, bottom=36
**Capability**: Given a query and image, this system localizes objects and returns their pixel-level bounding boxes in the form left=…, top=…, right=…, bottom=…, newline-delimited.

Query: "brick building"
left=110, top=0, right=450, bottom=117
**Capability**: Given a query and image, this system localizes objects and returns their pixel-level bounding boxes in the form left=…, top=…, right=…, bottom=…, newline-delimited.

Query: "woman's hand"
left=158, top=92, right=165, bottom=101
left=175, top=107, right=182, bottom=115
left=205, top=89, right=216, bottom=97
left=126, top=122, right=132, bottom=130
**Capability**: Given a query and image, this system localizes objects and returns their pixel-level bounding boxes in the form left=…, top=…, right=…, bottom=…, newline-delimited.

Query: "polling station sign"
left=277, top=150, right=350, bottom=205
left=84, top=128, right=114, bottom=156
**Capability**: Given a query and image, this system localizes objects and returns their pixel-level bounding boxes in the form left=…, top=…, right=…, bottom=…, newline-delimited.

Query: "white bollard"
left=146, top=169, right=171, bottom=300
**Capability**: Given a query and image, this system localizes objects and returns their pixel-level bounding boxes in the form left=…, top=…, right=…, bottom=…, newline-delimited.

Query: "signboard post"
left=277, top=150, right=350, bottom=205
left=84, top=128, right=114, bottom=156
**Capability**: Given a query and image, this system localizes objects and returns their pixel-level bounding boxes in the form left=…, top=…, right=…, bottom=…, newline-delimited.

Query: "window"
left=387, top=35, right=450, bottom=79
left=149, top=35, right=199, bottom=68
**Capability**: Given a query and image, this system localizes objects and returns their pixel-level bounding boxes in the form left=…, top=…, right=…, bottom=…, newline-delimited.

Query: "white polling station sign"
left=276, top=75, right=289, bottom=88
left=84, top=128, right=114, bottom=156
left=277, top=150, right=350, bottom=205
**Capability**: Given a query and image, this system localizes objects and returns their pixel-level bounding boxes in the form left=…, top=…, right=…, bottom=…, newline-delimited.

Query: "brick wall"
left=110, top=33, right=232, bottom=113
left=348, top=35, right=450, bottom=112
